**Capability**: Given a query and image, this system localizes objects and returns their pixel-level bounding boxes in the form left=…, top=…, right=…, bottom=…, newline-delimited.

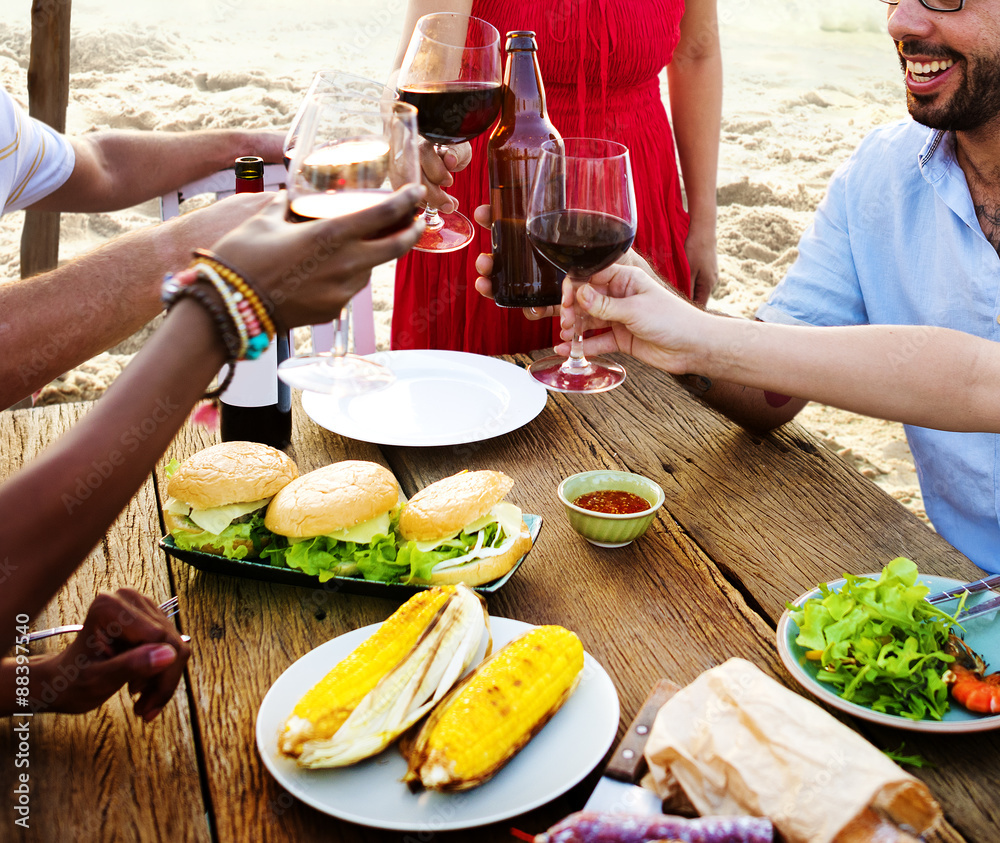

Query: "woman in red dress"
left=391, top=0, right=720, bottom=354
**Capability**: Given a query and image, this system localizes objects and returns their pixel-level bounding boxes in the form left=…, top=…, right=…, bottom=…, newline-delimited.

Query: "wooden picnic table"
left=1, top=352, right=997, bottom=842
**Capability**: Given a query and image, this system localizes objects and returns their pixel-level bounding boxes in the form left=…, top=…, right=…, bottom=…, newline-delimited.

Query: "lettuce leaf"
left=397, top=522, right=504, bottom=584
left=170, top=510, right=271, bottom=560
left=264, top=532, right=398, bottom=583
left=788, top=557, right=958, bottom=720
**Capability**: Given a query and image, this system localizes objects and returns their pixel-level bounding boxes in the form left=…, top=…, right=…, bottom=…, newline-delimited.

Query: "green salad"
left=789, top=557, right=962, bottom=721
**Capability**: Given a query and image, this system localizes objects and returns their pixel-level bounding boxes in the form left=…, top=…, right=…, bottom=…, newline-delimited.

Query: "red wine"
left=287, top=190, right=418, bottom=237
left=397, top=82, right=502, bottom=145
left=220, top=333, right=292, bottom=451
left=221, top=156, right=291, bottom=451
left=527, top=210, right=636, bottom=279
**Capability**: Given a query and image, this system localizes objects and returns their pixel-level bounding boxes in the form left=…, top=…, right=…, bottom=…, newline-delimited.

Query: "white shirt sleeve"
left=1, top=88, right=76, bottom=214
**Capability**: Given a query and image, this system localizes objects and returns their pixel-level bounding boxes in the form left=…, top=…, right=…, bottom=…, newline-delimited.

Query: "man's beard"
left=900, top=41, right=1000, bottom=132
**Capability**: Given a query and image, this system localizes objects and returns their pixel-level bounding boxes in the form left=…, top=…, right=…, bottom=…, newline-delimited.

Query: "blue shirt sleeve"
left=756, top=151, right=869, bottom=328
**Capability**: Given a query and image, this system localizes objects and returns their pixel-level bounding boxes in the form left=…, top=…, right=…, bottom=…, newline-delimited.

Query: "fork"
left=26, top=596, right=190, bottom=643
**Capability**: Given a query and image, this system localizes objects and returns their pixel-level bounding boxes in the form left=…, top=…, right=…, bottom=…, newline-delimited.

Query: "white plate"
left=256, top=617, right=620, bottom=831
left=777, top=574, right=1000, bottom=733
left=301, top=350, right=548, bottom=446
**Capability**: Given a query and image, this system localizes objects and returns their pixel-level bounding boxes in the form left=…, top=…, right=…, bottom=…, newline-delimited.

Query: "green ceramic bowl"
left=557, top=470, right=664, bottom=548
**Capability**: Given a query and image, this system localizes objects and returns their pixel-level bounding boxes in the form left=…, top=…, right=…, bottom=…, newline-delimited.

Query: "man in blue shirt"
left=537, top=0, right=1000, bottom=573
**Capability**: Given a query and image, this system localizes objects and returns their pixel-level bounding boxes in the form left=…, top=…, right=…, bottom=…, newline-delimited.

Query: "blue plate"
left=161, top=514, right=542, bottom=599
left=776, top=574, right=1000, bottom=733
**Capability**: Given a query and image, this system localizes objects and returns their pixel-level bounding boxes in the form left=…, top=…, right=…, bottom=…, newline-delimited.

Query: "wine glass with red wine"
left=277, top=90, right=421, bottom=395
left=526, top=138, right=637, bottom=393
left=397, top=13, right=502, bottom=252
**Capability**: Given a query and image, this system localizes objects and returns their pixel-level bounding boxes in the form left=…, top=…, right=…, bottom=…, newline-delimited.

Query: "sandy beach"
left=0, top=1, right=927, bottom=521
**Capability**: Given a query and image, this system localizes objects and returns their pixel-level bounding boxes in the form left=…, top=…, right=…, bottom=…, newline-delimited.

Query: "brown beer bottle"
left=488, top=31, right=564, bottom=308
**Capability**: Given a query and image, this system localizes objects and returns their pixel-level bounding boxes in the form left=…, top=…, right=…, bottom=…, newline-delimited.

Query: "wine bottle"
left=487, top=32, right=565, bottom=308
left=219, top=156, right=292, bottom=450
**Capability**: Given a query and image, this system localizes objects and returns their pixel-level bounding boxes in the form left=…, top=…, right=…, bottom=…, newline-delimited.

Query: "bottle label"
left=220, top=339, right=278, bottom=406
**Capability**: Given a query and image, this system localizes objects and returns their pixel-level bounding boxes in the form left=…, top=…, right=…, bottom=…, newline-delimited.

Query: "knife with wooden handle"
left=582, top=678, right=680, bottom=814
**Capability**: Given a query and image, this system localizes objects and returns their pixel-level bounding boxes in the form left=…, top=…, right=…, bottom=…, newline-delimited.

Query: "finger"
left=524, top=306, right=556, bottom=321
left=444, top=142, right=473, bottom=173
left=472, top=204, right=492, bottom=230
left=419, top=142, right=452, bottom=186
left=308, top=185, right=424, bottom=242
left=475, top=250, right=493, bottom=277
left=474, top=274, right=495, bottom=301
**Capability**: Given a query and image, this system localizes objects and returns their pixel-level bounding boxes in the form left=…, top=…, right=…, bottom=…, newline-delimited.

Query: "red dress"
left=392, top=0, right=690, bottom=353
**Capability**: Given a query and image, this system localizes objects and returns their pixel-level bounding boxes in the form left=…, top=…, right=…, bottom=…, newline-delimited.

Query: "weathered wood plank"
left=20, top=0, right=72, bottom=279
left=0, top=403, right=209, bottom=841
left=528, top=354, right=996, bottom=841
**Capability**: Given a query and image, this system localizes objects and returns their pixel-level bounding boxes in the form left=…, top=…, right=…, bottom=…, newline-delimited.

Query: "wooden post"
left=20, top=0, right=72, bottom=279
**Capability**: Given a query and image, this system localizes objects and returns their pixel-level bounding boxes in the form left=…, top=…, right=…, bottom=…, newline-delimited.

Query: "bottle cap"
left=505, top=31, right=537, bottom=51
left=235, top=156, right=264, bottom=180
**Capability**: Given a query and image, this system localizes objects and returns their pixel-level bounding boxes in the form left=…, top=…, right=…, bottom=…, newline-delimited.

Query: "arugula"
left=789, top=557, right=958, bottom=721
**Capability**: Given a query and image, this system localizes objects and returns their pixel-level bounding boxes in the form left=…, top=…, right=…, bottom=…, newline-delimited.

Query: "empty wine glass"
left=397, top=13, right=502, bottom=252
left=526, top=138, right=637, bottom=393
left=277, top=90, right=421, bottom=396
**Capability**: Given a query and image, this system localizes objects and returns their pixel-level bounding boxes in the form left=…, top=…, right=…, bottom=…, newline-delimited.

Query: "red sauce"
left=573, top=489, right=650, bottom=514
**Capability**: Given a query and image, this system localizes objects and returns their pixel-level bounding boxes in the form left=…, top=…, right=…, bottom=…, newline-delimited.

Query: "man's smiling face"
left=888, top=0, right=1000, bottom=132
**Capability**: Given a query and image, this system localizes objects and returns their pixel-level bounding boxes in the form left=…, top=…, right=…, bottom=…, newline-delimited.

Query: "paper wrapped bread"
left=642, top=659, right=950, bottom=843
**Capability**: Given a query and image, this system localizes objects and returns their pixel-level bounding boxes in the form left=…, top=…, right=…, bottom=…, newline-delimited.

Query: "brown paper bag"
left=642, top=658, right=944, bottom=843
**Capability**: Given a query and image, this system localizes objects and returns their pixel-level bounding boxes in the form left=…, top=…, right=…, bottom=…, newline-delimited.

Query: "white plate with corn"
left=255, top=605, right=619, bottom=831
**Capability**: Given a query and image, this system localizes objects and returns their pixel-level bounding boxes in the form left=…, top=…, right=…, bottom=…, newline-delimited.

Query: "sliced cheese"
left=412, top=502, right=523, bottom=554
left=324, top=510, right=391, bottom=544
left=165, top=496, right=270, bottom=536
left=282, top=511, right=391, bottom=545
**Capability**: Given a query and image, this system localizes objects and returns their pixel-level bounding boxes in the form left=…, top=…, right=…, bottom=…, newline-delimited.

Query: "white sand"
left=0, top=1, right=927, bottom=521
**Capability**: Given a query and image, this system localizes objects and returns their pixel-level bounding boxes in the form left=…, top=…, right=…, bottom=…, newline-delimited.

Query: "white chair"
left=159, top=164, right=377, bottom=355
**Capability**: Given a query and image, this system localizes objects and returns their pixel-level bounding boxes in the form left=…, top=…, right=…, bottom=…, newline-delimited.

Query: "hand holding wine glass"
left=278, top=90, right=422, bottom=395
left=526, top=138, right=637, bottom=393
left=397, top=13, right=502, bottom=253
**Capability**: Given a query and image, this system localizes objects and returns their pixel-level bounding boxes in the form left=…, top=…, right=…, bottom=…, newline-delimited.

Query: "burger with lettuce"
left=394, top=469, right=532, bottom=587
left=163, top=441, right=298, bottom=559
left=263, top=460, right=400, bottom=581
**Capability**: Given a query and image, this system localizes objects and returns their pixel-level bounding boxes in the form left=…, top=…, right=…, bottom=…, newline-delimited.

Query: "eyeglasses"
left=879, top=0, right=964, bottom=11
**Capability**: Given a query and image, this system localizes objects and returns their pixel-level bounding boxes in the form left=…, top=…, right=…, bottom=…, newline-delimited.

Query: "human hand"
left=33, top=589, right=190, bottom=720
left=554, top=264, right=711, bottom=373
left=211, top=186, right=425, bottom=331
left=418, top=140, right=472, bottom=213
left=685, top=225, right=718, bottom=306
left=471, top=204, right=555, bottom=321
left=241, top=130, right=286, bottom=165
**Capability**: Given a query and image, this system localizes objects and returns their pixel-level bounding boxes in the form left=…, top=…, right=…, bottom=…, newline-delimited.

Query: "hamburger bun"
left=167, top=441, right=298, bottom=509
left=401, top=470, right=532, bottom=587
left=265, top=460, right=399, bottom=538
left=399, top=470, right=514, bottom=542
left=164, top=442, right=298, bottom=558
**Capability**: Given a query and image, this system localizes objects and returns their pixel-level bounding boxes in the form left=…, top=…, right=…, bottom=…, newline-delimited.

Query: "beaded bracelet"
left=160, top=275, right=241, bottom=398
left=193, top=262, right=249, bottom=358
left=192, top=248, right=276, bottom=338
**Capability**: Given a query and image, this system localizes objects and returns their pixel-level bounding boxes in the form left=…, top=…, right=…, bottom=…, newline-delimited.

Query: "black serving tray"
left=159, top=514, right=542, bottom=599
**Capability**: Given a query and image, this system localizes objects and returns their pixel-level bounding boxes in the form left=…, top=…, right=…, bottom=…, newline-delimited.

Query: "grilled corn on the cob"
left=403, top=624, right=584, bottom=791
left=279, top=584, right=488, bottom=763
